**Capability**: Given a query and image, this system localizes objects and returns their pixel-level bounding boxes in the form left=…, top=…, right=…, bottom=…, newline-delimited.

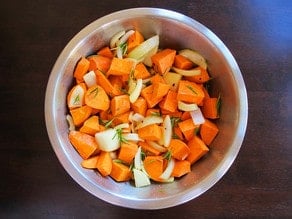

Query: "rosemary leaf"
left=170, top=117, right=181, bottom=128
left=104, top=118, right=115, bottom=128
left=216, top=94, right=222, bottom=116
left=90, top=87, right=99, bottom=97
left=73, top=94, right=80, bottom=105
left=112, top=128, right=128, bottom=143
left=187, top=85, right=198, bottom=95
left=163, top=151, right=172, bottom=161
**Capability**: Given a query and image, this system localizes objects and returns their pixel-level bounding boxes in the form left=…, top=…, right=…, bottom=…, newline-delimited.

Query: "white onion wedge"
left=160, top=176, right=174, bottom=183
left=119, top=30, right=135, bottom=45
left=110, top=30, right=125, bottom=48
left=133, top=168, right=151, bottom=187
left=128, top=35, right=159, bottom=62
left=114, top=123, right=130, bottom=130
left=141, top=164, right=150, bottom=178
left=159, top=158, right=175, bottom=180
left=116, top=46, right=124, bottom=59
left=67, top=84, right=85, bottom=108
left=135, top=115, right=163, bottom=130
left=116, top=30, right=135, bottom=59
left=134, top=147, right=143, bottom=170
left=147, top=141, right=167, bottom=153
left=129, top=78, right=143, bottom=103
left=190, top=108, right=205, bottom=125
left=172, top=67, right=201, bottom=76
left=179, top=49, right=207, bottom=70
left=66, top=114, right=75, bottom=131
left=131, top=113, right=145, bottom=123
left=163, top=115, right=172, bottom=147
left=83, top=70, right=97, bottom=87
left=178, top=101, right=199, bottom=111
left=122, top=133, right=143, bottom=142
left=95, top=128, right=120, bottom=152
left=128, top=79, right=136, bottom=95
left=143, top=45, right=158, bottom=67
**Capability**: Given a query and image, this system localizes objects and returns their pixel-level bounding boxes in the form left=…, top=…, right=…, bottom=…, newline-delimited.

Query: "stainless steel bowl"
left=45, top=8, right=248, bottom=209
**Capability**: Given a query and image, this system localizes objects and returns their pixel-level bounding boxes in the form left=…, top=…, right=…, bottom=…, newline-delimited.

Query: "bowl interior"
left=45, top=8, right=248, bottom=209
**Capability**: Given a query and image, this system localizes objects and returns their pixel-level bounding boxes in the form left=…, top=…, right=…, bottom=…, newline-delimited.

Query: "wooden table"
left=1, top=1, right=291, bottom=218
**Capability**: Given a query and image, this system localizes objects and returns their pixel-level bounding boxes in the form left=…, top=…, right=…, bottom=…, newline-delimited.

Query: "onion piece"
left=130, top=122, right=135, bottom=133
left=110, top=30, right=125, bottom=48
left=143, top=45, right=158, bottom=67
left=141, top=164, right=150, bottom=178
left=95, top=128, right=120, bottom=152
left=128, top=79, right=136, bottom=94
left=190, top=108, right=205, bottom=125
left=66, top=114, right=75, bottom=131
left=131, top=113, right=145, bottom=123
left=172, top=67, right=201, bottom=76
left=134, top=146, right=143, bottom=170
left=122, top=133, right=143, bottom=142
left=159, top=158, right=175, bottom=180
left=129, top=78, right=143, bottom=103
left=83, top=70, right=97, bottom=87
left=163, top=115, right=172, bottom=147
left=133, top=168, right=151, bottom=187
left=135, top=115, right=163, bottom=130
left=179, top=49, right=207, bottom=70
left=147, top=141, right=167, bottom=153
left=128, top=35, right=159, bottom=62
left=178, top=101, right=199, bottom=111
left=116, top=30, right=135, bottom=59
left=116, top=46, right=124, bottom=59
left=119, top=30, right=135, bottom=45
left=160, top=176, right=174, bottom=183
left=67, top=84, right=85, bottom=108
left=114, top=123, right=130, bottom=130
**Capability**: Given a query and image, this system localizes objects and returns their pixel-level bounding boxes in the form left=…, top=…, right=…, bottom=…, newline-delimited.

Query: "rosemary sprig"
left=73, top=94, right=80, bottom=105
left=187, top=85, right=198, bottom=95
left=170, top=117, right=181, bottom=128
left=194, top=127, right=200, bottom=135
left=119, top=42, right=128, bottom=56
left=163, top=151, right=172, bottom=161
left=140, top=150, right=146, bottom=161
left=144, top=80, right=152, bottom=86
left=216, top=93, right=222, bottom=116
left=104, top=118, right=115, bottom=128
left=112, top=128, right=128, bottom=143
left=90, top=86, right=99, bottom=97
left=99, top=118, right=115, bottom=128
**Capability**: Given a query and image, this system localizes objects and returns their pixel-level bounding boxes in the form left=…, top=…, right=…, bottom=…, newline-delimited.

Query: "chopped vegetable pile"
left=66, top=30, right=221, bottom=187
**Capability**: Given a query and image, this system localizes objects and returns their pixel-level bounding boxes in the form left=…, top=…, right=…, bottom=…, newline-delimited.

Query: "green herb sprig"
left=170, top=117, right=181, bottom=128
left=163, top=151, right=172, bottom=161
left=187, top=85, right=198, bottom=95
left=90, top=87, right=99, bottom=97
left=216, top=94, right=222, bottom=116
left=112, top=128, right=128, bottom=143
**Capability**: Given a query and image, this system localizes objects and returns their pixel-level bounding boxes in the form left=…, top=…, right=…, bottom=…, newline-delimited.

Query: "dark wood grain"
left=1, top=0, right=291, bottom=218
